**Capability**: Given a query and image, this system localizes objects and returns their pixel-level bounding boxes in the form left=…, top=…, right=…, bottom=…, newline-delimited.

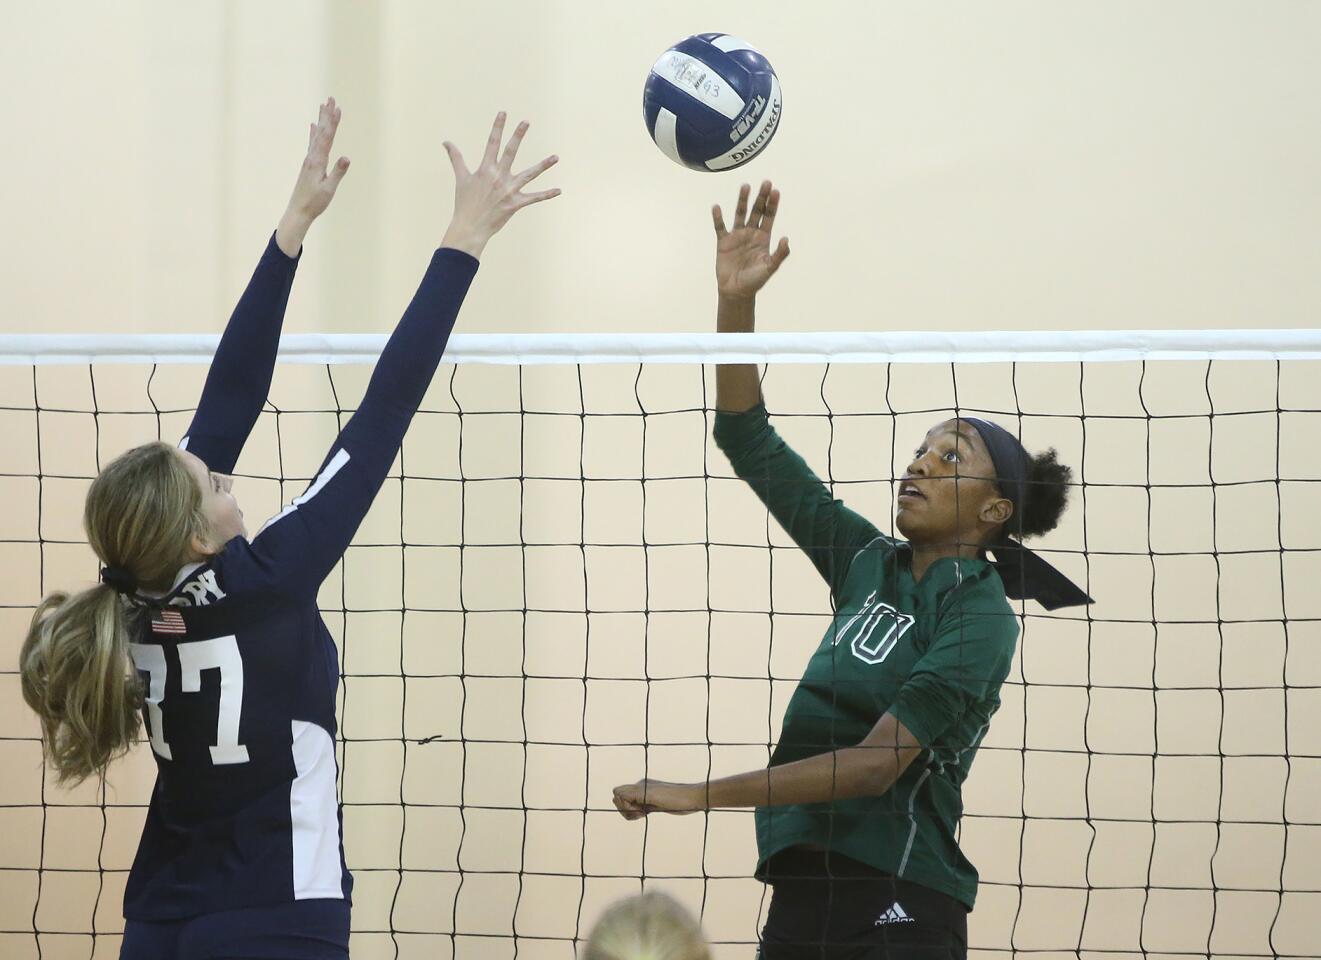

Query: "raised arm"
left=710, top=183, right=880, bottom=593
left=712, top=181, right=789, bottom=413
left=243, top=114, right=560, bottom=597
left=182, top=98, right=351, bottom=473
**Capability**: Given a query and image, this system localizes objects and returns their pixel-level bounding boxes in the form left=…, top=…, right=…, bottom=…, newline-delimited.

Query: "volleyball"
left=643, top=33, right=782, bottom=171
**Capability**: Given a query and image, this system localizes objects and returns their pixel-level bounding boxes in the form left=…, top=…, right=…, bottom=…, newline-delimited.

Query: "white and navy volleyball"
left=643, top=33, right=782, bottom=172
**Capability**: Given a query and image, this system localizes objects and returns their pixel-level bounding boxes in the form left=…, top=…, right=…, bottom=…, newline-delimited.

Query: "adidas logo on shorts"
left=874, top=902, right=916, bottom=925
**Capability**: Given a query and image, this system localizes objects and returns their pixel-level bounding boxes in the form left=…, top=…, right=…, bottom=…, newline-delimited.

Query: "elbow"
left=853, top=753, right=897, bottom=799
left=862, top=762, right=894, bottom=798
left=856, top=741, right=920, bottom=798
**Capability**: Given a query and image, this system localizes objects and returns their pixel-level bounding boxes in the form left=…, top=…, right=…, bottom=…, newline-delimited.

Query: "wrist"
left=716, top=293, right=756, bottom=333
left=684, top=782, right=711, bottom=811
left=441, top=222, right=489, bottom=260
left=275, top=210, right=313, bottom=258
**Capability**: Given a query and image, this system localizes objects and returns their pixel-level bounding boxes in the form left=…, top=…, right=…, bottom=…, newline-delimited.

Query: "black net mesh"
left=1, top=353, right=1319, bottom=959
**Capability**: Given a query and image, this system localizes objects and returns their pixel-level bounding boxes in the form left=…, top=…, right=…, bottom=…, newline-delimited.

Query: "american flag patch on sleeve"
left=151, top=609, right=186, bottom=636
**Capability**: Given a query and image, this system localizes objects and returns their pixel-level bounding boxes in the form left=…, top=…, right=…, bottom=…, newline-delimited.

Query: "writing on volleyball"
left=729, top=96, right=782, bottom=162
left=833, top=591, right=916, bottom=665
left=669, top=56, right=722, bottom=99
left=730, top=94, right=768, bottom=141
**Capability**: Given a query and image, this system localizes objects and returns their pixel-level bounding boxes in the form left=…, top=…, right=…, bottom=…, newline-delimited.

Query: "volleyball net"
left=1, top=330, right=1319, bottom=960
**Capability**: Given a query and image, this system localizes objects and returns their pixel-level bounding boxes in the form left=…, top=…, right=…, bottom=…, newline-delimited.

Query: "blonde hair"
left=585, top=892, right=711, bottom=960
left=19, top=442, right=210, bottom=785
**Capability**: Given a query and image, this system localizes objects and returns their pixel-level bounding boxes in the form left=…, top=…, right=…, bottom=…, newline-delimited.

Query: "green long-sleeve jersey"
left=714, top=404, right=1019, bottom=910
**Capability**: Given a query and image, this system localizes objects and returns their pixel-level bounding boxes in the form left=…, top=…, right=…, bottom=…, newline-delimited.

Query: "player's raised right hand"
left=276, top=97, right=351, bottom=256
left=713, top=180, right=790, bottom=302
left=440, top=113, right=561, bottom=260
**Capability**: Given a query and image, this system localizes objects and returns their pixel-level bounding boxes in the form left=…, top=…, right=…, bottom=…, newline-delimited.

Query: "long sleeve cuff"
left=713, top=401, right=770, bottom=447
left=263, top=229, right=303, bottom=266
left=435, top=246, right=480, bottom=272
left=713, top=402, right=775, bottom=472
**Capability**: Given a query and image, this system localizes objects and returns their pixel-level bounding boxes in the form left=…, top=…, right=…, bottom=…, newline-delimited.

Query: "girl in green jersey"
left=614, top=182, right=1091, bottom=960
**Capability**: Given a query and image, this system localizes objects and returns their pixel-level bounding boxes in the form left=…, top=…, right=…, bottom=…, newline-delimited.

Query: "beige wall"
left=2, top=2, right=1320, bottom=339
left=3, top=4, right=1321, bottom=960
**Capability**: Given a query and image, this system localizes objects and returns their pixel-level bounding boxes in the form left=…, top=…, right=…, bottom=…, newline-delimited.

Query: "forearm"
left=711, top=399, right=879, bottom=588
left=185, top=233, right=300, bottom=470
left=355, top=247, right=478, bottom=439
left=258, top=246, right=480, bottom=591
left=615, top=714, right=922, bottom=819
left=700, top=744, right=905, bottom=809
left=715, top=295, right=762, bottom=412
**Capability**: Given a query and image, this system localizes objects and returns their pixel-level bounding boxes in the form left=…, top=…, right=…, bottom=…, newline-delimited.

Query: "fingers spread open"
left=769, top=236, right=790, bottom=272
left=443, top=141, right=469, bottom=178
left=500, top=120, right=530, bottom=172
left=733, top=183, right=750, bottom=228
left=482, top=112, right=507, bottom=169
left=712, top=204, right=728, bottom=237
left=515, top=153, right=558, bottom=188
left=514, top=187, right=562, bottom=209
left=326, top=156, right=350, bottom=191
left=760, top=188, right=781, bottom=236
left=749, top=180, right=772, bottom=231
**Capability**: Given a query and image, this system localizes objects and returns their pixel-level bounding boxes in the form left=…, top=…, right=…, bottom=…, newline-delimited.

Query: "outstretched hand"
left=713, top=180, right=790, bottom=301
left=440, top=113, right=560, bottom=260
left=276, top=97, right=351, bottom=256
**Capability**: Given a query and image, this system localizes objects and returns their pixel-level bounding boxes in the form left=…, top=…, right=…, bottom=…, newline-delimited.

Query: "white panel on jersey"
left=290, top=720, right=344, bottom=900
left=257, top=447, right=351, bottom=534
left=178, top=436, right=190, bottom=451
left=652, top=109, right=683, bottom=166
left=178, top=636, right=250, bottom=764
left=650, top=50, right=745, bottom=120
left=706, top=76, right=783, bottom=171
left=710, top=34, right=763, bottom=54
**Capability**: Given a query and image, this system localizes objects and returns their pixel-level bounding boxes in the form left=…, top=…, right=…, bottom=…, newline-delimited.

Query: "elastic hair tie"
left=100, top=566, right=139, bottom=596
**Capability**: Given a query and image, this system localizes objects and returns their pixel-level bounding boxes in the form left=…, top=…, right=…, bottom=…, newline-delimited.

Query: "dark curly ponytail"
left=1018, top=447, right=1072, bottom=539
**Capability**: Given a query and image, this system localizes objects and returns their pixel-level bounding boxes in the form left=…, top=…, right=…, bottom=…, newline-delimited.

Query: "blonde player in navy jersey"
left=614, top=182, right=1091, bottom=959
left=20, top=100, right=559, bottom=960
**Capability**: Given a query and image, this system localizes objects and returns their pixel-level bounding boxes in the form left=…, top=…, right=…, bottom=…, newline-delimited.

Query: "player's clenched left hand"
left=612, top=779, right=705, bottom=820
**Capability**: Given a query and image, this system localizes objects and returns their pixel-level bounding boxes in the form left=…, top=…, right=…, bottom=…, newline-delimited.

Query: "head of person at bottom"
left=19, top=441, right=244, bottom=786
left=896, top=418, right=1072, bottom=555
left=584, top=891, right=711, bottom=960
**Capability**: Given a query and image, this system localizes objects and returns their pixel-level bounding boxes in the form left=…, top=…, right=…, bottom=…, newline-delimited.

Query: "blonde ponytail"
left=585, top=892, right=711, bottom=960
left=20, top=587, right=143, bottom=785
left=18, top=441, right=210, bottom=786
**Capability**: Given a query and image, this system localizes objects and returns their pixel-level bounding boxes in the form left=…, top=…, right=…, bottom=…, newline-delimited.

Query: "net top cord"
left=2, top=328, right=1321, bottom=366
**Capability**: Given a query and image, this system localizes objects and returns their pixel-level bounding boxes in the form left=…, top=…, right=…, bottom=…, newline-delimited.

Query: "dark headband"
left=962, top=418, right=1093, bottom=610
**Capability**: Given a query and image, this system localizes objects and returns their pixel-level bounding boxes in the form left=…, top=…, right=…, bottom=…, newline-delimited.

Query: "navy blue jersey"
left=123, top=234, right=478, bottom=921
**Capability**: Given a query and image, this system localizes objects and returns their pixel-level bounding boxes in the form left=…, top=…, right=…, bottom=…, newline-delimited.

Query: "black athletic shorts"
left=757, top=849, right=969, bottom=960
